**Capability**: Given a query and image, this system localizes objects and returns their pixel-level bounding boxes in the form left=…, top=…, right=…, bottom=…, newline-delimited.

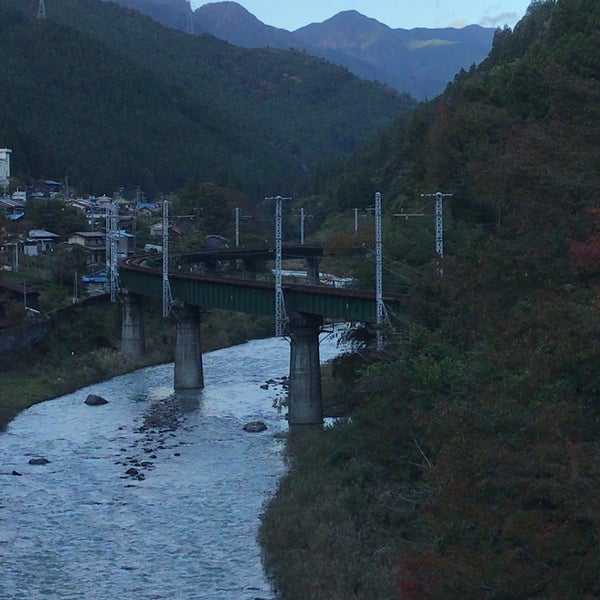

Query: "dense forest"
left=260, top=0, right=600, bottom=597
left=0, top=0, right=412, bottom=197
left=3, top=0, right=600, bottom=596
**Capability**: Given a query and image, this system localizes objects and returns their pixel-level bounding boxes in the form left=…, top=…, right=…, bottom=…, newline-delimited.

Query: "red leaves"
left=568, top=237, right=600, bottom=275
left=398, top=550, right=439, bottom=599
left=568, top=207, right=600, bottom=275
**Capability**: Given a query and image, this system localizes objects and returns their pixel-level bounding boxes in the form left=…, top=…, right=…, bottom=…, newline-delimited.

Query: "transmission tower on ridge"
left=187, top=0, right=194, bottom=35
left=37, top=0, right=46, bottom=20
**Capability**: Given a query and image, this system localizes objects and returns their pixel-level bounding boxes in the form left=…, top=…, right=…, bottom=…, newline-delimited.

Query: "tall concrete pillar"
left=120, top=290, right=145, bottom=358
left=173, top=301, right=204, bottom=389
left=242, top=258, right=258, bottom=280
left=287, top=312, right=323, bottom=430
left=305, top=257, right=320, bottom=285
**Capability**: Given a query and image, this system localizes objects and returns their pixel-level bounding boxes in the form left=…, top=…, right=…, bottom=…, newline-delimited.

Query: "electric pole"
left=351, top=208, right=361, bottom=233
left=266, top=195, right=291, bottom=336
left=297, top=208, right=313, bottom=245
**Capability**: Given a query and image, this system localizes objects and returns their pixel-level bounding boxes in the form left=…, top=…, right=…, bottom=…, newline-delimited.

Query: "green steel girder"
left=119, top=264, right=402, bottom=322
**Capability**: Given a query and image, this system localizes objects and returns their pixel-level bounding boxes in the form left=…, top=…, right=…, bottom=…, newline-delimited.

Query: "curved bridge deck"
left=119, top=254, right=404, bottom=322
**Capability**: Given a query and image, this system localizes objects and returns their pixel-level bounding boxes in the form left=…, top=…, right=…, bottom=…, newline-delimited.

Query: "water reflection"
left=0, top=327, right=346, bottom=599
left=175, top=389, right=204, bottom=413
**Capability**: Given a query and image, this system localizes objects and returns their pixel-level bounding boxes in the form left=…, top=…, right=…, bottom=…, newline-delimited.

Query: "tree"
left=51, top=244, right=89, bottom=285
left=25, top=200, right=87, bottom=237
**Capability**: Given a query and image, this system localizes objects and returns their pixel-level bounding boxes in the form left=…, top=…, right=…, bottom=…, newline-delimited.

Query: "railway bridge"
left=118, top=246, right=403, bottom=429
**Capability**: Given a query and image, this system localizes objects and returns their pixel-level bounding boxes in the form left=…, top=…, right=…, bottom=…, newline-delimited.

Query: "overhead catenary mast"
left=105, top=200, right=119, bottom=302
left=420, top=191, right=453, bottom=275
left=366, top=192, right=386, bottom=351
left=298, top=207, right=313, bottom=245
left=352, top=208, right=360, bottom=233
left=266, top=195, right=291, bottom=336
left=374, top=192, right=384, bottom=351
left=162, top=198, right=173, bottom=317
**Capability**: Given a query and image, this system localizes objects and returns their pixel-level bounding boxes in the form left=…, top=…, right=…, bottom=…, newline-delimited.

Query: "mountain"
left=293, top=11, right=496, bottom=99
left=194, top=1, right=295, bottom=48
left=0, top=0, right=414, bottom=197
left=190, top=2, right=496, bottom=99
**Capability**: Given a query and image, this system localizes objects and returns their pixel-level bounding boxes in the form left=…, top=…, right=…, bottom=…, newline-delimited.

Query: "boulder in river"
left=243, top=421, right=267, bottom=433
left=85, top=394, right=109, bottom=406
left=28, top=457, right=50, bottom=465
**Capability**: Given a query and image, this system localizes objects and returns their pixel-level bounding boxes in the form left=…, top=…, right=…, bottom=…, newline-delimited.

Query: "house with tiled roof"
left=24, top=230, right=59, bottom=255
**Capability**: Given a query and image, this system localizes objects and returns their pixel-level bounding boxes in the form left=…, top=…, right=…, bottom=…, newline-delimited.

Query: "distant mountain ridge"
left=292, top=10, right=496, bottom=99
left=110, top=0, right=497, bottom=99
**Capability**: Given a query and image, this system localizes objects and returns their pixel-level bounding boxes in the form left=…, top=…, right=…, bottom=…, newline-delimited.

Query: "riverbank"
left=0, top=299, right=272, bottom=429
left=258, top=347, right=411, bottom=600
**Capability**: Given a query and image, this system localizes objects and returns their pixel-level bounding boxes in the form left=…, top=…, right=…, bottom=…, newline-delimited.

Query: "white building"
left=0, top=148, right=11, bottom=193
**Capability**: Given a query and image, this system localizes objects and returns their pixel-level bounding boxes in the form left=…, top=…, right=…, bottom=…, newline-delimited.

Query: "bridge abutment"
left=120, top=290, right=146, bottom=358
left=287, top=312, right=323, bottom=430
left=173, top=301, right=204, bottom=389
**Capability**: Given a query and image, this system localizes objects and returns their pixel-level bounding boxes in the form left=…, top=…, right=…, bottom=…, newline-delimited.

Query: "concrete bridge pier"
left=120, top=290, right=146, bottom=358
left=305, top=257, right=321, bottom=285
left=287, top=312, right=323, bottom=431
left=173, top=300, right=204, bottom=389
left=242, top=257, right=258, bottom=280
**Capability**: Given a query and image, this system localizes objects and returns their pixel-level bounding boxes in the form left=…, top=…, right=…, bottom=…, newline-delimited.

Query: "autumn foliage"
left=260, top=2, right=600, bottom=598
left=568, top=208, right=600, bottom=275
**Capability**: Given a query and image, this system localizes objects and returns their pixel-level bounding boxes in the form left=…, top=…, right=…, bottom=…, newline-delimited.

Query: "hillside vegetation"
left=260, top=1, right=600, bottom=597
left=0, top=0, right=412, bottom=197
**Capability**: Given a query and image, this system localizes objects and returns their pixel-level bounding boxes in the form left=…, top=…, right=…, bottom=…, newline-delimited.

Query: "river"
left=0, top=327, right=347, bottom=600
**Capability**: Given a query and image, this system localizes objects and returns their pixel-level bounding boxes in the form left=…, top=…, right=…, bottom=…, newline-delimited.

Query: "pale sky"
left=193, top=0, right=534, bottom=30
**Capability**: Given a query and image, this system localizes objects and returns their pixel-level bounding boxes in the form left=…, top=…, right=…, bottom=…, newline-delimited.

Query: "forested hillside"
left=0, top=0, right=412, bottom=197
left=261, top=0, right=600, bottom=597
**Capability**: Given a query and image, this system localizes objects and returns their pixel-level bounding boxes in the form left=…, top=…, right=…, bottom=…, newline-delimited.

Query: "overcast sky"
left=193, top=0, right=534, bottom=30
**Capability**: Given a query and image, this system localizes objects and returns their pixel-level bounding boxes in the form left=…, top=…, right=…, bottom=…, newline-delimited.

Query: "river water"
left=0, top=328, right=346, bottom=600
